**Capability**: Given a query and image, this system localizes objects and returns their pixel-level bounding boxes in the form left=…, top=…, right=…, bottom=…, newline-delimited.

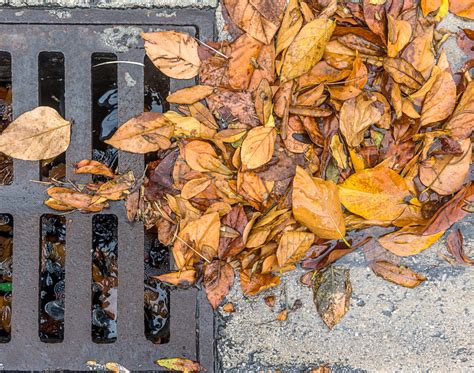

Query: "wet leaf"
left=0, top=106, right=70, bottom=161
left=312, top=266, right=352, bottom=330
left=446, top=228, right=473, bottom=266
left=339, top=95, right=382, bottom=148
left=155, top=357, right=204, bottom=372
left=292, top=166, right=346, bottom=240
left=142, top=31, right=200, bottom=79
left=370, top=261, right=426, bottom=288
left=281, top=17, right=336, bottom=82
left=338, top=167, right=412, bottom=221
left=204, top=261, right=235, bottom=309
left=105, top=112, right=173, bottom=153
left=277, top=231, right=315, bottom=267
left=240, top=126, right=276, bottom=170
left=166, top=85, right=214, bottom=105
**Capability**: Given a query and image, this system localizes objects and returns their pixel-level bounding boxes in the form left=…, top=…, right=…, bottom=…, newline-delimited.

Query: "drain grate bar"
left=0, top=7, right=215, bottom=371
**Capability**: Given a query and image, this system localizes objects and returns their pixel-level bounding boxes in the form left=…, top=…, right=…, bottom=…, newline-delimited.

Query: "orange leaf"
left=203, top=261, right=235, bottom=309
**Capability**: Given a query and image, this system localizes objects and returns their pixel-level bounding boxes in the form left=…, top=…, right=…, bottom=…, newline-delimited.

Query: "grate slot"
left=39, top=214, right=66, bottom=342
left=0, top=213, right=12, bottom=342
left=0, top=51, right=12, bottom=186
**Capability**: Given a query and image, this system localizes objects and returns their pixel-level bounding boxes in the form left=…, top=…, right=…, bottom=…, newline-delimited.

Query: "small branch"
left=194, top=37, right=229, bottom=59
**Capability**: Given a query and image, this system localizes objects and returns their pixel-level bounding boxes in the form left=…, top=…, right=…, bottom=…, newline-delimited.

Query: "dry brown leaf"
left=46, top=187, right=108, bottom=213
left=276, top=0, right=303, bottom=56
left=312, top=266, right=352, bottom=330
left=338, top=167, right=413, bottom=221
left=74, top=159, right=115, bottom=178
left=105, top=112, right=173, bottom=153
left=254, top=79, right=273, bottom=125
left=449, top=0, right=474, bottom=19
left=224, top=0, right=286, bottom=44
left=383, top=57, right=425, bottom=91
left=229, top=33, right=263, bottom=90
left=281, top=17, right=336, bottom=82
left=378, top=226, right=445, bottom=256
left=277, top=231, right=315, bottom=267
left=0, top=106, right=70, bottom=161
left=204, top=261, right=235, bottom=309
left=419, top=138, right=471, bottom=196
left=420, top=69, right=456, bottom=126
left=421, top=0, right=441, bottom=16
left=142, top=31, right=200, bottom=79
left=292, top=166, right=346, bottom=240
left=165, top=111, right=216, bottom=139
left=445, top=80, right=474, bottom=141
left=446, top=228, right=473, bottom=266
left=240, top=271, right=280, bottom=296
left=387, top=15, right=412, bottom=58
left=240, top=126, right=276, bottom=170
left=370, top=261, right=426, bottom=288
left=166, top=85, right=214, bottom=105
left=183, top=140, right=232, bottom=175
left=181, top=177, right=212, bottom=200
left=339, top=95, right=382, bottom=148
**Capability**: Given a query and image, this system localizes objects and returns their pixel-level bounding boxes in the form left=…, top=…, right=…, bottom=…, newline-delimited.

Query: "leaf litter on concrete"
left=0, top=0, right=473, bottom=342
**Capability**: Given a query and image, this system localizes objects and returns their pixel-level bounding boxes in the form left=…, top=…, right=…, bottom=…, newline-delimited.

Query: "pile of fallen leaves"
left=0, top=0, right=472, bottom=330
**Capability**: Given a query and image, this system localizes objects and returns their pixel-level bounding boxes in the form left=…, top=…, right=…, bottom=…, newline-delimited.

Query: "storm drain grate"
left=0, top=7, right=215, bottom=371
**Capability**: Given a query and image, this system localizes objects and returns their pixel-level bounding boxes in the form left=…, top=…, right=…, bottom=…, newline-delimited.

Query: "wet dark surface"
left=39, top=215, right=66, bottom=342
left=0, top=214, right=12, bottom=342
left=144, top=229, right=170, bottom=344
left=92, top=53, right=118, bottom=182
left=0, top=52, right=12, bottom=185
left=92, top=214, right=118, bottom=343
left=39, top=52, right=66, bottom=182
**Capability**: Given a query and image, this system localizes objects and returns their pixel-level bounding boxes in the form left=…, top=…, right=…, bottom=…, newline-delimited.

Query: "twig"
left=174, top=234, right=212, bottom=264
left=194, top=37, right=229, bottom=59
left=92, top=61, right=145, bottom=68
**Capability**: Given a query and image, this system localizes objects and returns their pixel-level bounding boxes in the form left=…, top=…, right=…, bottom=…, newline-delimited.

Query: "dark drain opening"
left=92, top=53, right=118, bottom=182
left=39, top=214, right=66, bottom=342
left=0, top=52, right=12, bottom=185
left=0, top=214, right=12, bottom=342
left=144, top=228, right=170, bottom=344
left=92, top=214, right=118, bottom=343
left=39, top=52, right=66, bottom=182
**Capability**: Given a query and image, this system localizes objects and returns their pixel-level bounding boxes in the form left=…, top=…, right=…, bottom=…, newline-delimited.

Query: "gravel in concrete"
left=217, top=217, right=474, bottom=372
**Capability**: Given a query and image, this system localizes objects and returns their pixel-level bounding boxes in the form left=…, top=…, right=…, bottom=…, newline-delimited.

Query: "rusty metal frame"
left=0, top=7, right=215, bottom=371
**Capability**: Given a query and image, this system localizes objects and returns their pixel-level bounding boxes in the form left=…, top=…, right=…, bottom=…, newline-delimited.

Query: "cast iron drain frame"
left=0, top=7, right=215, bottom=371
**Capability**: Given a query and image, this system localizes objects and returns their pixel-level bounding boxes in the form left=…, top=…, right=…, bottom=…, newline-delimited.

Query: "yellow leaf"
left=183, top=140, right=232, bottom=175
left=378, top=226, right=444, bottom=256
left=339, top=95, right=382, bottom=148
left=142, top=31, right=200, bottom=79
left=420, top=69, right=456, bottom=126
left=338, top=167, right=412, bottom=221
left=166, top=85, right=214, bottom=105
left=181, top=177, right=212, bottom=200
left=155, top=357, right=203, bottom=372
left=105, top=112, right=173, bottom=153
left=165, top=111, right=216, bottom=138
left=435, top=0, right=449, bottom=21
left=292, top=166, right=346, bottom=240
left=0, top=106, right=70, bottom=161
left=281, top=17, right=335, bottom=82
left=330, top=135, right=348, bottom=169
left=240, top=126, right=276, bottom=170
left=276, top=231, right=315, bottom=266
left=172, top=212, right=220, bottom=269
left=276, top=0, right=303, bottom=56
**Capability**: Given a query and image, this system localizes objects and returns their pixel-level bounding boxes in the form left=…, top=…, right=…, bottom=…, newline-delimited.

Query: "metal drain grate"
left=0, top=7, right=215, bottom=371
